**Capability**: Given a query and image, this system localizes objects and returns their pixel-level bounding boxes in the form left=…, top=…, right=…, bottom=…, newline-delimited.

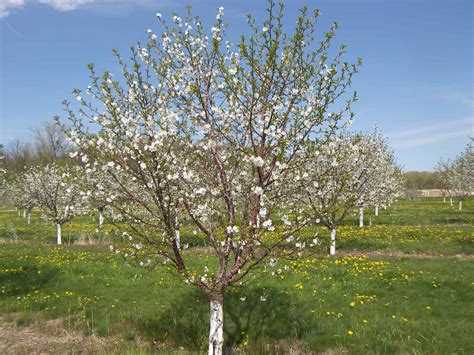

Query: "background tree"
left=3, top=120, right=72, bottom=176
left=300, top=129, right=400, bottom=255
left=3, top=138, right=34, bottom=173
left=448, top=139, right=473, bottom=211
left=435, top=159, right=454, bottom=205
left=5, top=175, right=36, bottom=223
left=23, top=163, right=87, bottom=244
left=32, top=121, right=71, bottom=164
left=0, top=144, right=7, bottom=206
left=61, top=2, right=360, bottom=353
left=354, top=129, right=400, bottom=227
left=75, top=162, right=114, bottom=227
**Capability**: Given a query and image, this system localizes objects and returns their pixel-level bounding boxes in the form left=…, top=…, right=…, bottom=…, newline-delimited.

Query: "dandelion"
left=347, top=330, right=354, bottom=335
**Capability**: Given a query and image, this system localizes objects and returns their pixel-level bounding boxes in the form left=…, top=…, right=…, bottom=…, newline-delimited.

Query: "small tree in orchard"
left=6, top=175, right=36, bottom=224
left=23, top=163, right=87, bottom=244
left=299, top=133, right=369, bottom=255
left=367, top=143, right=404, bottom=218
left=0, top=144, right=7, bottom=202
left=300, top=129, right=400, bottom=255
left=448, top=139, right=473, bottom=211
left=61, top=2, right=360, bottom=353
left=4, top=180, right=23, bottom=216
left=354, top=129, right=400, bottom=227
left=75, top=159, right=113, bottom=227
left=435, top=159, right=454, bottom=205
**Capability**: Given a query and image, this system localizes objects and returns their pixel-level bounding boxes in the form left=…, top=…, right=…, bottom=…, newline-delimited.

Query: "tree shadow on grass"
left=0, top=264, right=59, bottom=297
left=133, top=285, right=308, bottom=353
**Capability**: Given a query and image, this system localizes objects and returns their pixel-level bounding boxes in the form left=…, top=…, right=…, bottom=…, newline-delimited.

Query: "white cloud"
left=431, top=88, right=474, bottom=110
left=389, top=117, right=473, bottom=149
left=392, top=130, right=470, bottom=149
left=387, top=117, right=472, bottom=140
left=0, top=0, right=174, bottom=18
left=0, top=0, right=26, bottom=18
left=38, top=0, right=95, bottom=12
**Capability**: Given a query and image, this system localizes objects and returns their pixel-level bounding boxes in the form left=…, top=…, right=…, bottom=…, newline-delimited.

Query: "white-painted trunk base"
left=359, top=208, right=364, bottom=227
left=450, top=197, right=453, bottom=207
left=175, top=230, right=181, bottom=250
left=56, top=223, right=62, bottom=245
left=175, top=214, right=180, bottom=250
left=443, top=196, right=446, bottom=203
left=99, top=210, right=104, bottom=227
left=375, top=206, right=379, bottom=217
left=459, top=201, right=462, bottom=211
left=27, top=212, right=31, bottom=225
left=208, top=299, right=224, bottom=355
left=329, top=229, right=337, bottom=256
left=23, top=210, right=26, bottom=218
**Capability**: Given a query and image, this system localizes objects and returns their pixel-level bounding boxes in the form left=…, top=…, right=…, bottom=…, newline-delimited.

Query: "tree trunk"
left=450, top=197, right=453, bottom=207
left=208, top=296, right=224, bottom=355
left=359, top=208, right=364, bottom=227
left=443, top=196, right=446, bottom=203
left=56, top=223, right=62, bottom=245
left=23, top=209, right=26, bottom=218
left=329, top=228, right=337, bottom=256
left=27, top=211, right=31, bottom=225
left=98, top=208, right=104, bottom=227
left=459, top=200, right=462, bottom=211
left=17, top=208, right=20, bottom=217
left=375, top=206, right=379, bottom=217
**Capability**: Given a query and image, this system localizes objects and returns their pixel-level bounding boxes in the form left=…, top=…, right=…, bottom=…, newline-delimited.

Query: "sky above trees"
left=0, top=0, right=472, bottom=171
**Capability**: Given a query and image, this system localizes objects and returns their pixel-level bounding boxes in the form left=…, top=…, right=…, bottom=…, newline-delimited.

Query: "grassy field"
left=0, top=197, right=473, bottom=354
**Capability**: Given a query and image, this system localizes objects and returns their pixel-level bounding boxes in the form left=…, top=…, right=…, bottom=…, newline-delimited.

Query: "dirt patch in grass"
left=0, top=314, right=107, bottom=354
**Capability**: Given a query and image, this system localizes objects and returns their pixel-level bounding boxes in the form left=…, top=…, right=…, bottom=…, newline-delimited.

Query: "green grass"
left=0, top=197, right=473, bottom=353
left=0, top=244, right=472, bottom=353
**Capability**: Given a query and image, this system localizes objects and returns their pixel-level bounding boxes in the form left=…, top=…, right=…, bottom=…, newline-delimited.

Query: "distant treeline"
left=1, top=121, right=71, bottom=173
left=404, top=171, right=440, bottom=189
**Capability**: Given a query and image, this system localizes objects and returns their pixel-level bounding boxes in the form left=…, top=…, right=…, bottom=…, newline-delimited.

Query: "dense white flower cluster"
left=61, top=3, right=361, bottom=296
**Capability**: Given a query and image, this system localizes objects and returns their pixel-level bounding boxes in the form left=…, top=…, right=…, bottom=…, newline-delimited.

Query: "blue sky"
left=1, top=0, right=472, bottom=171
